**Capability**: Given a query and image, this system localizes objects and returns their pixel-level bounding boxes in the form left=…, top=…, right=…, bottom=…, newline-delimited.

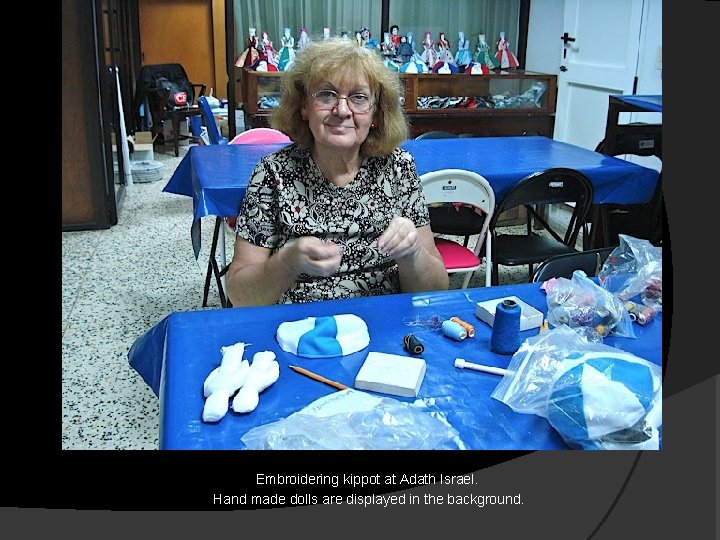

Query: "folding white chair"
left=420, top=169, right=495, bottom=288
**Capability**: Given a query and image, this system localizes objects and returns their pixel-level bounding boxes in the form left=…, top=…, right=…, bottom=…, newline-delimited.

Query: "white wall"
left=636, top=0, right=662, bottom=95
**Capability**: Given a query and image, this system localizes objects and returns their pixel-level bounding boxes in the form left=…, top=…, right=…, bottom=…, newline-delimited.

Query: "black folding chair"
left=532, top=247, right=616, bottom=282
left=488, top=167, right=594, bottom=285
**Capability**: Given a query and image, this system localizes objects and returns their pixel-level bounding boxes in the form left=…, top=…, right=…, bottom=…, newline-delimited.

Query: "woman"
left=226, top=38, right=448, bottom=306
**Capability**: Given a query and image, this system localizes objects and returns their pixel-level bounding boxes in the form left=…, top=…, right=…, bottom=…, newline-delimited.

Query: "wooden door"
left=138, top=0, right=216, bottom=100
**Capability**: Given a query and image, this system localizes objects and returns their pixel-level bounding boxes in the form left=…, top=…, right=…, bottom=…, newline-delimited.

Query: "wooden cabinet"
left=240, top=68, right=556, bottom=137
left=400, top=70, right=556, bottom=137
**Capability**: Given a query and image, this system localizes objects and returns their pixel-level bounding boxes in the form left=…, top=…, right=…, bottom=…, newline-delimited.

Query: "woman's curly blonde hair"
left=270, top=37, right=409, bottom=156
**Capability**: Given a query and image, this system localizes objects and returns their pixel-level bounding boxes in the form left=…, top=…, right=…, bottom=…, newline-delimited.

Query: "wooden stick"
left=289, top=365, right=349, bottom=391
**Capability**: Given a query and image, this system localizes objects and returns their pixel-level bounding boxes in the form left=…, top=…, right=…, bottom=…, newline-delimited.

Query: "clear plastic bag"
left=544, top=269, right=636, bottom=341
left=240, top=389, right=466, bottom=450
left=491, top=325, right=662, bottom=450
left=598, top=234, right=663, bottom=311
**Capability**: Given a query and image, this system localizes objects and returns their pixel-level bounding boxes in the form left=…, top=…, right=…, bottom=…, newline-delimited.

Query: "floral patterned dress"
left=235, top=145, right=430, bottom=304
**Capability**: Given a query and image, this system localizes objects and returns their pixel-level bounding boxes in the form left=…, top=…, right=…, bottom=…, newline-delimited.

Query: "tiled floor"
left=61, top=141, right=552, bottom=450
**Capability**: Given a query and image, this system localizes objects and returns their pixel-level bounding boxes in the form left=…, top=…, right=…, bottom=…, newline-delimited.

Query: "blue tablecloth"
left=128, top=281, right=663, bottom=450
left=164, top=136, right=661, bottom=257
left=611, top=95, right=662, bottom=113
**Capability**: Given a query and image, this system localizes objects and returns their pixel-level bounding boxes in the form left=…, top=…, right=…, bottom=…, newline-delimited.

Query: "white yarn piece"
left=202, top=388, right=231, bottom=423
left=202, top=342, right=250, bottom=423
left=232, top=351, right=280, bottom=413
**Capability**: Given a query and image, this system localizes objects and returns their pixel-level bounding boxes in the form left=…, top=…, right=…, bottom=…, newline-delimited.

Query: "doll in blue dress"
left=360, top=27, right=379, bottom=50
left=406, top=32, right=425, bottom=63
left=454, top=31, right=473, bottom=69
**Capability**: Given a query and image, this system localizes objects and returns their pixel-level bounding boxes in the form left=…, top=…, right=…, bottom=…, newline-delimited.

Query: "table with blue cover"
left=603, top=94, right=662, bottom=158
left=128, top=281, right=663, bottom=450
left=589, top=95, right=663, bottom=247
left=164, top=136, right=661, bottom=304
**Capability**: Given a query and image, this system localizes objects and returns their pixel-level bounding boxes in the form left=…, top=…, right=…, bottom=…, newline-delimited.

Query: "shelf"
left=240, top=68, right=557, bottom=138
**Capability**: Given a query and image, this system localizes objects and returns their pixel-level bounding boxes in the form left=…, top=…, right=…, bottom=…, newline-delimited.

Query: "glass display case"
left=240, top=68, right=557, bottom=137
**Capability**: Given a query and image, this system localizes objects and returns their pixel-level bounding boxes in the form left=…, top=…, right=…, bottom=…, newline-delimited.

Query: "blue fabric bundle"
left=547, top=353, right=658, bottom=449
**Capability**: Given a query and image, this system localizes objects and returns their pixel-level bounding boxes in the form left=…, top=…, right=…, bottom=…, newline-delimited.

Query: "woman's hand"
left=283, top=237, right=344, bottom=277
left=377, top=216, right=423, bottom=262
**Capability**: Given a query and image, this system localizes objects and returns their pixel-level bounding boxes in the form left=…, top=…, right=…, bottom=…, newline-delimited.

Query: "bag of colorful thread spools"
left=491, top=325, right=662, bottom=450
left=543, top=269, right=635, bottom=341
left=598, top=234, right=663, bottom=315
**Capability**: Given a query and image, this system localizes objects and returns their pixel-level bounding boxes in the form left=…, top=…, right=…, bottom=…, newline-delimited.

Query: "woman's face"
left=302, top=75, right=376, bottom=153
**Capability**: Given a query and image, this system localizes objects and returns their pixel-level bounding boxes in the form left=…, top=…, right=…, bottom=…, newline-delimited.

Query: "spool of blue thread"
left=491, top=299, right=521, bottom=355
left=442, top=320, right=467, bottom=341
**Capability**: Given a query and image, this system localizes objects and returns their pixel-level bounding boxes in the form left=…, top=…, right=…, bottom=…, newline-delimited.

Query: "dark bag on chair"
left=154, top=76, right=190, bottom=110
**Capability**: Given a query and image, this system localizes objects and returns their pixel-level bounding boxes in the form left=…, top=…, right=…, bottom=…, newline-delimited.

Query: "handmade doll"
left=390, top=24, right=402, bottom=48
left=297, top=27, right=311, bottom=50
left=277, top=27, right=296, bottom=71
left=360, top=27, right=379, bottom=49
left=259, top=30, right=278, bottom=67
left=406, top=31, right=425, bottom=63
left=235, top=27, right=259, bottom=68
left=475, top=33, right=499, bottom=69
left=381, top=31, right=396, bottom=59
left=420, top=31, right=438, bottom=68
left=454, top=31, right=473, bottom=69
left=436, top=32, right=456, bottom=64
left=495, top=31, right=519, bottom=69
left=397, top=34, right=413, bottom=64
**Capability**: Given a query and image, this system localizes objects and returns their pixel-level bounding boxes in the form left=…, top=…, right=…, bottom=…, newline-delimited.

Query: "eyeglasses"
left=310, top=90, right=374, bottom=113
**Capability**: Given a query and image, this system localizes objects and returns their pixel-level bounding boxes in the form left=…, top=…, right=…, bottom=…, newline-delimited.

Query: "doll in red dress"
left=420, top=31, right=438, bottom=68
left=495, top=31, right=519, bottom=70
left=235, top=27, right=259, bottom=68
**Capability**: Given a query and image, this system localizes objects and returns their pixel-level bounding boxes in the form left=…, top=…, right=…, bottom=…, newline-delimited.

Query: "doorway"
left=138, top=0, right=219, bottom=99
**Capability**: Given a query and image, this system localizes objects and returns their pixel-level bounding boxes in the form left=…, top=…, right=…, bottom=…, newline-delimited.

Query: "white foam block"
left=354, top=352, right=427, bottom=398
left=475, top=295, right=544, bottom=331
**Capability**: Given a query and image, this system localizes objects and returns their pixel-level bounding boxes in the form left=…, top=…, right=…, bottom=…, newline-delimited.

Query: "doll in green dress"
left=475, top=33, right=499, bottom=69
left=278, top=27, right=296, bottom=71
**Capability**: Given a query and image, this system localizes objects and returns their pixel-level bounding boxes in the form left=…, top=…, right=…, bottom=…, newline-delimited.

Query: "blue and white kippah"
left=276, top=314, right=370, bottom=358
left=547, top=352, right=660, bottom=449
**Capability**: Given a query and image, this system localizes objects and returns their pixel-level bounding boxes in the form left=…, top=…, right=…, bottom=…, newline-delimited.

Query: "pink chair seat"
left=225, top=129, right=292, bottom=230
left=229, top=128, right=291, bottom=144
left=434, top=238, right=481, bottom=269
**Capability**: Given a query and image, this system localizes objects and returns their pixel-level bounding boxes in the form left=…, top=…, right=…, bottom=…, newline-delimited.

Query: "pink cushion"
left=434, top=238, right=481, bottom=270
